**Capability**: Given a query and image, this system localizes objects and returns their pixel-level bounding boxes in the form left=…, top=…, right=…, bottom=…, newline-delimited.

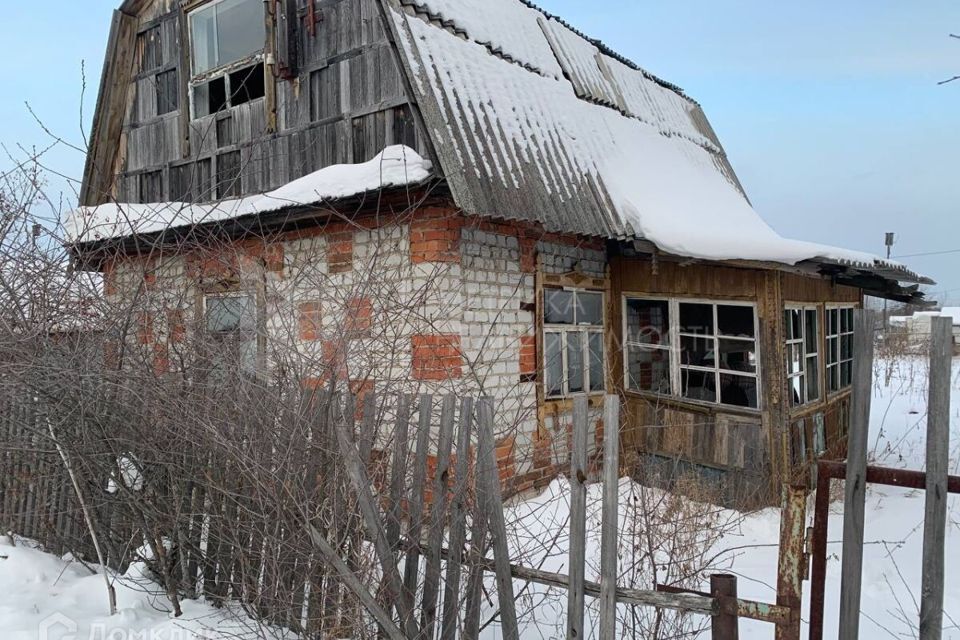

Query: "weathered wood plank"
left=477, top=397, right=519, bottom=640
left=599, top=395, right=620, bottom=640
left=421, top=395, right=457, bottom=640
left=919, top=316, right=952, bottom=640
left=401, top=395, right=433, bottom=631
left=333, top=395, right=419, bottom=639
left=837, top=310, right=875, bottom=640
left=440, top=397, right=474, bottom=640
left=567, top=395, right=589, bottom=640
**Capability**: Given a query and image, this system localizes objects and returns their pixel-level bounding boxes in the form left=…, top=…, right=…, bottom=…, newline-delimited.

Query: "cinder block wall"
left=104, top=206, right=608, bottom=496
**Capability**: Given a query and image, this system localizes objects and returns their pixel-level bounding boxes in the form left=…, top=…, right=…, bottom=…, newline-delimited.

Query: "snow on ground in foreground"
left=0, top=536, right=288, bottom=640
left=482, top=357, right=960, bottom=639
left=1, top=358, right=957, bottom=638
left=726, top=357, right=960, bottom=640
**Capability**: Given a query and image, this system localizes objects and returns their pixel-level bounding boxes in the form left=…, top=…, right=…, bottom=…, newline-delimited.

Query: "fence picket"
left=599, top=395, right=620, bottom=640
left=440, top=397, right=474, bottom=640
left=477, top=397, right=519, bottom=640
left=334, top=393, right=420, bottom=639
left=838, top=310, right=875, bottom=640
left=567, top=396, right=589, bottom=640
left=919, top=316, right=951, bottom=640
left=421, top=395, right=457, bottom=639
left=402, top=394, right=433, bottom=630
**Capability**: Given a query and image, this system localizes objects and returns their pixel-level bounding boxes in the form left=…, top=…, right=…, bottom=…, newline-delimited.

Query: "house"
left=890, top=308, right=960, bottom=352
left=68, top=0, right=931, bottom=503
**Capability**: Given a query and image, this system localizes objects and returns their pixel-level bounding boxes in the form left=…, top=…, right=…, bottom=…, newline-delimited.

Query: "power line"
left=892, top=248, right=960, bottom=259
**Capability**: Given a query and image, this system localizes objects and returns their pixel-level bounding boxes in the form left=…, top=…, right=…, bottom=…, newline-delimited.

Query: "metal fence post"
left=838, top=309, right=875, bottom=640
left=711, top=574, right=739, bottom=640
left=919, top=316, right=952, bottom=640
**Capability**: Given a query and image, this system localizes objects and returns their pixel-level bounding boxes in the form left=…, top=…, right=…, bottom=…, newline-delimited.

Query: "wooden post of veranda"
left=919, top=316, right=952, bottom=640
left=838, top=309, right=875, bottom=640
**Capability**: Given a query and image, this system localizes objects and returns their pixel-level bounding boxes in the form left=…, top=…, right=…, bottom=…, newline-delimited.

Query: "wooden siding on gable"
left=100, top=0, right=424, bottom=207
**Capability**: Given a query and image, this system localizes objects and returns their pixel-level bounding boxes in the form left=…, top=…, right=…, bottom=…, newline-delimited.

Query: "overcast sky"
left=2, top=1, right=957, bottom=302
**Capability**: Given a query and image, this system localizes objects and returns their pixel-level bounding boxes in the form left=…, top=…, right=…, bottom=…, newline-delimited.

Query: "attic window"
left=188, top=0, right=266, bottom=118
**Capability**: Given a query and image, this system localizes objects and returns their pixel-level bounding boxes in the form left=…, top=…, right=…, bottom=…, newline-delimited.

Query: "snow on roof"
left=388, top=5, right=927, bottom=281
left=65, top=146, right=432, bottom=243
left=399, top=0, right=564, bottom=79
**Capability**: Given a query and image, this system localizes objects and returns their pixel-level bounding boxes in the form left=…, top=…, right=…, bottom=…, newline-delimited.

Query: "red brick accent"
left=519, top=334, right=537, bottom=376
left=136, top=313, right=154, bottom=345
left=495, top=435, right=516, bottom=482
left=327, top=230, right=354, bottom=274
left=103, top=261, right=117, bottom=297
left=322, top=339, right=349, bottom=382
left=185, top=241, right=285, bottom=282
left=167, top=309, right=186, bottom=344
left=345, top=297, right=373, bottom=335
left=152, top=342, right=170, bottom=376
left=519, top=236, right=537, bottom=273
left=350, top=379, right=374, bottom=420
left=410, top=209, right=462, bottom=263
left=298, top=302, right=323, bottom=341
left=412, top=334, right=463, bottom=381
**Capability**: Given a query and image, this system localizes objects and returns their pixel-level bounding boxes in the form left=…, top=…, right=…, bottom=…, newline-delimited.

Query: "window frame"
left=203, top=291, right=259, bottom=374
left=186, top=0, right=267, bottom=119
left=785, top=305, right=822, bottom=407
left=543, top=288, right=606, bottom=400
left=622, top=295, right=762, bottom=411
left=826, top=305, right=856, bottom=395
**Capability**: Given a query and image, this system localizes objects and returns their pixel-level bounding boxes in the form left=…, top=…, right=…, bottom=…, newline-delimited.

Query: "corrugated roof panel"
left=601, top=55, right=719, bottom=152
left=399, top=0, right=564, bottom=78
left=539, top=17, right=620, bottom=107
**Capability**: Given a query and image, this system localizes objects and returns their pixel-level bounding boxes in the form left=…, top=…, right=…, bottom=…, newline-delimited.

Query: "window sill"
left=544, top=393, right=607, bottom=415
left=191, top=96, right=265, bottom=123
left=788, top=388, right=853, bottom=418
left=622, top=389, right=762, bottom=419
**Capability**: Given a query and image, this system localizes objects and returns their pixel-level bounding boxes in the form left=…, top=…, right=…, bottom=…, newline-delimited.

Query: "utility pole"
left=884, top=232, right=895, bottom=330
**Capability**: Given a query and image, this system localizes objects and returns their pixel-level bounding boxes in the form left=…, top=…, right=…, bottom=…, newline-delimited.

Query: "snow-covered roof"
left=73, top=0, right=929, bottom=291
left=65, top=146, right=432, bottom=244
left=383, top=0, right=929, bottom=284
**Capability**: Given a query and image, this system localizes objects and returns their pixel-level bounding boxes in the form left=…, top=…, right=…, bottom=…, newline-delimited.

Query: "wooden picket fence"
left=1, top=383, right=794, bottom=638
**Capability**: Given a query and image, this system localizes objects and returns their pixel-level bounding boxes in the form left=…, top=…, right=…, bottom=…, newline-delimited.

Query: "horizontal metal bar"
left=819, top=461, right=960, bottom=493
left=656, top=583, right=790, bottom=625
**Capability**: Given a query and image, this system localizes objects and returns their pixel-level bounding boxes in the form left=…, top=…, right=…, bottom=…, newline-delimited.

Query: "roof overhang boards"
left=812, top=260, right=935, bottom=306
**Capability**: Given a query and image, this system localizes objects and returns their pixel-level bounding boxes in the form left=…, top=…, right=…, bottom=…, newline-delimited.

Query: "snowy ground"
left=1, top=357, right=957, bottom=639
left=725, top=357, right=960, bottom=640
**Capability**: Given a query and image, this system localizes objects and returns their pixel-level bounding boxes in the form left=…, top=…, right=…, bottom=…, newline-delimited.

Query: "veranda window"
left=826, top=307, right=855, bottom=392
left=189, top=0, right=266, bottom=118
left=624, top=298, right=759, bottom=409
left=785, top=307, right=821, bottom=406
left=544, top=289, right=605, bottom=398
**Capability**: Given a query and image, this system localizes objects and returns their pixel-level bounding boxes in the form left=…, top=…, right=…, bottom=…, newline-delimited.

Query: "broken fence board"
left=477, top=397, right=519, bottom=640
